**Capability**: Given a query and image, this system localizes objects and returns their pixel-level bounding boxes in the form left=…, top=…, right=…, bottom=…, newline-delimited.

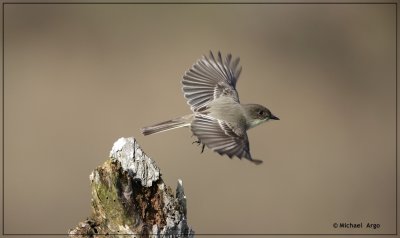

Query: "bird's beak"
left=270, top=114, right=279, bottom=120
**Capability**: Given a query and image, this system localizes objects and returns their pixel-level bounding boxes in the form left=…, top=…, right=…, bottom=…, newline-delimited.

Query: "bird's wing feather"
left=182, top=51, right=241, bottom=112
left=191, top=115, right=256, bottom=162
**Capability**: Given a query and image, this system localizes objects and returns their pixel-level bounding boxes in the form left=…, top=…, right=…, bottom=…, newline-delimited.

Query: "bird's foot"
left=192, top=140, right=201, bottom=145
left=192, top=140, right=206, bottom=153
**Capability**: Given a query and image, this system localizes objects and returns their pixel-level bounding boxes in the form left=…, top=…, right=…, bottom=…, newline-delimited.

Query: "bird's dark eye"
left=258, top=110, right=264, bottom=116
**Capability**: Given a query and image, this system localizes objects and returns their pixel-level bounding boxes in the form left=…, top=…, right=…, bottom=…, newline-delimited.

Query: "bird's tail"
left=141, top=115, right=192, bottom=136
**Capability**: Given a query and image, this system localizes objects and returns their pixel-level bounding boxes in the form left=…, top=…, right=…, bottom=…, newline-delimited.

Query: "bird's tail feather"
left=141, top=116, right=191, bottom=136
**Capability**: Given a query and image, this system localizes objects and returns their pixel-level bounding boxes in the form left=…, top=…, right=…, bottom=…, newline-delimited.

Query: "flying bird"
left=141, top=51, right=279, bottom=164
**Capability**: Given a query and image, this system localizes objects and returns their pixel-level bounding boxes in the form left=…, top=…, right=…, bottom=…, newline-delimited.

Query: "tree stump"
left=69, top=137, right=194, bottom=238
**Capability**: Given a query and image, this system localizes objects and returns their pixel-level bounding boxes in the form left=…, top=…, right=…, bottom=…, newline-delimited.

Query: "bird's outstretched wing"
left=191, top=115, right=262, bottom=164
left=182, top=51, right=242, bottom=112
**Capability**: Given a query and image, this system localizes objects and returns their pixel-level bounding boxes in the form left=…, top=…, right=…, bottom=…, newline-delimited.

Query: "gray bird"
left=141, top=51, right=279, bottom=164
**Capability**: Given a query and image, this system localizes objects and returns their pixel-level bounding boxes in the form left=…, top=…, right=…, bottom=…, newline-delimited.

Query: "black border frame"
left=1, top=1, right=397, bottom=236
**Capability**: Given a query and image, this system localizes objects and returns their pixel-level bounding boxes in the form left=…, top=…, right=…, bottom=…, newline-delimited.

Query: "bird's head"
left=245, top=104, right=279, bottom=129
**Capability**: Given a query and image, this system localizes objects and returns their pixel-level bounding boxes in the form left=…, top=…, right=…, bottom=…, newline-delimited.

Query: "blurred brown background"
left=2, top=2, right=397, bottom=237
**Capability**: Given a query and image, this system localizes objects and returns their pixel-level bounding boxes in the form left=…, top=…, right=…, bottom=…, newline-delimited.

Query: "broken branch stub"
left=69, top=137, right=194, bottom=238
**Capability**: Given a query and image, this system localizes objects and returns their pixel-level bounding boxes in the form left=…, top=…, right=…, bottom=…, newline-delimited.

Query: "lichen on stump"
left=69, top=137, right=194, bottom=238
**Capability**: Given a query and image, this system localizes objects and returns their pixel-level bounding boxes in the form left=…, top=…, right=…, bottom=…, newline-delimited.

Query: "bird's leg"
left=192, top=140, right=200, bottom=145
left=192, top=139, right=206, bottom=153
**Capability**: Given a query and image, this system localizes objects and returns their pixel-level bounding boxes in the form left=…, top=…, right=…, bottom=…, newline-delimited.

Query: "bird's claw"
left=192, top=140, right=201, bottom=145
left=192, top=140, right=206, bottom=153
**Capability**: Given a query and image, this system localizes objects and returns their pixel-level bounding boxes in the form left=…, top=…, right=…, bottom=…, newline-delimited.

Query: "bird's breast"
left=246, top=119, right=266, bottom=129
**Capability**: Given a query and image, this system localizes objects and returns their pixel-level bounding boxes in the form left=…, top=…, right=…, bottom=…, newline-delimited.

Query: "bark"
left=69, top=137, right=194, bottom=238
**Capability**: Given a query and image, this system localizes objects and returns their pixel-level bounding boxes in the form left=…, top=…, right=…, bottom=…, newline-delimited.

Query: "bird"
left=141, top=51, right=279, bottom=164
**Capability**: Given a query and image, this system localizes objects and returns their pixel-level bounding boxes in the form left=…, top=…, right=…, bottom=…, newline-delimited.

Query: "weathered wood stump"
left=69, top=137, right=194, bottom=238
